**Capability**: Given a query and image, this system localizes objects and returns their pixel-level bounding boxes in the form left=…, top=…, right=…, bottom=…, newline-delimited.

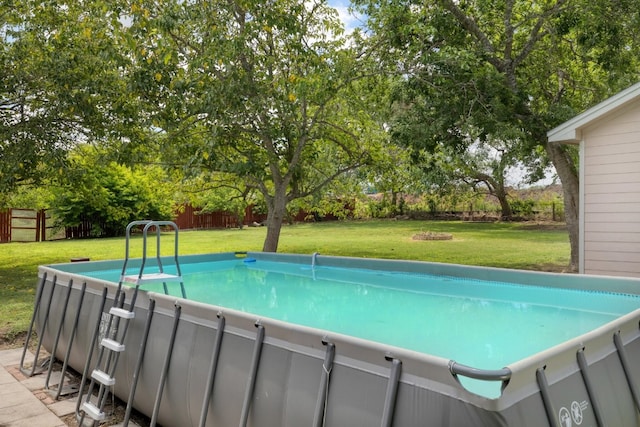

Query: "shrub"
left=53, top=147, right=175, bottom=237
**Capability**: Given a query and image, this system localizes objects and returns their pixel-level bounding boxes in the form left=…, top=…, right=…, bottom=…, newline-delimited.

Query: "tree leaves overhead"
left=354, top=0, right=640, bottom=268
left=122, top=0, right=383, bottom=251
left=1, top=0, right=142, bottom=192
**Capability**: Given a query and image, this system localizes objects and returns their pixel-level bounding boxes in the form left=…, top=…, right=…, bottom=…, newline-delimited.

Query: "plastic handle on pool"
left=448, top=360, right=511, bottom=381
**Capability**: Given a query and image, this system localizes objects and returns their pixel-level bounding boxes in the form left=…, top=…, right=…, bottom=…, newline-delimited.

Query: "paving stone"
left=0, top=349, right=69, bottom=427
left=0, top=348, right=29, bottom=366
left=21, top=371, right=62, bottom=391
left=48, top=398, right=77, bottom=417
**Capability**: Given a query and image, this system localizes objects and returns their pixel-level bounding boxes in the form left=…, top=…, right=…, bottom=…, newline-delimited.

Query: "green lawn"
left=0, top=220, right=569, bottom=343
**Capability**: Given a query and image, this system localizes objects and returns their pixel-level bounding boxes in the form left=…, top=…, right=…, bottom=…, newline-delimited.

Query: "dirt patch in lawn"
left=517, top=222, right=567, bottom=231
left=412, top=231, right=453, bottom=241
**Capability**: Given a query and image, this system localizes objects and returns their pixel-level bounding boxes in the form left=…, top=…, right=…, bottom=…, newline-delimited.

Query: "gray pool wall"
left=36, top=252, right=640, bottom=426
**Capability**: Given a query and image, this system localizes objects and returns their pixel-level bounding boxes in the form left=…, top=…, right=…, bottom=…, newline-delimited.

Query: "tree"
left=389, top=78, right=534, bottom=219
left=52, top=145, right=175, bottom=237
left=122, top=0, right=384, bottom=251
left=177, top=172, right=257, bottom=228
left=1, top=1, right=140, bottom=194
left=447, top=141, right=515, bottom=219
left=358, top=143, right=427, bottom=216
left=355, top=0, right=640, bottom=270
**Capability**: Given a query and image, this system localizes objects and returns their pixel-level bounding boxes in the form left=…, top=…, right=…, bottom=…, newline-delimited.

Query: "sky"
left=327, top=0, right=364, bottom=33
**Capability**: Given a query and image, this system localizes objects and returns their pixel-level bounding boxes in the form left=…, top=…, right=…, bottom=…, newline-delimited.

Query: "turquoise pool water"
left=84, top=258, right=640, bottom=376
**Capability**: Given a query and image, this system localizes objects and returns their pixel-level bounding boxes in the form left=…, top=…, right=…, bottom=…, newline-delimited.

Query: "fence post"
left=36, top=210, right=46, bottom=242
left=0, top=209, right=10, bottom=243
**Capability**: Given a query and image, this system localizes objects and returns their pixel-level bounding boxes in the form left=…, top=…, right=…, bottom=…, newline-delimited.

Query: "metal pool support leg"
left=150, top=303, right=182, bottom=427
left=47, top=281, right=87, bottom=399
left=75, top=287, right=108, bottom=420
left=313, top=340, right=335, bottom=427
left=21, top=274, right=58, bottom=377
left=239, top=323, right=265, bottom=427
left=19, top=272, right=47, bottom=375
left=122, top=298, right=156, bottom=427
left=198, top=314, right=226, bottom=427
left=381, top=355, right=402, bottom=427
left=54, top=281, right=87, bottom=399
left=576, top=348, right=604, bottom=426
left=44, top=279, right=74, bottom=390
left=536, top=366, right=559, bottom=427
left=614, top=331, right=640, bottom=411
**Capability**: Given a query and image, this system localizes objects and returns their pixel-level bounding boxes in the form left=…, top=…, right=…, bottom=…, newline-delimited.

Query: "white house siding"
left=582, top=101, right=640, bottom=277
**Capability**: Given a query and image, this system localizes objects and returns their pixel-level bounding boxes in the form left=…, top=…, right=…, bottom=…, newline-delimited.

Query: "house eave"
left=547, top=81, right=640, bottom=144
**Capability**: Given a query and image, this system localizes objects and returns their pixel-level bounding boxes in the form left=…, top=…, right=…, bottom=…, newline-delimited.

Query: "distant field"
left=0, top=220, right=570, bottom=344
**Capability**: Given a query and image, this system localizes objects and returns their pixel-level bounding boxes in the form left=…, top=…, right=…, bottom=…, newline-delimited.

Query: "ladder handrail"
left=119, top=220, right=183, bottom=284
left=121, top=220, right=154, bottom=277
left=139, top=221, right=181, bottom=279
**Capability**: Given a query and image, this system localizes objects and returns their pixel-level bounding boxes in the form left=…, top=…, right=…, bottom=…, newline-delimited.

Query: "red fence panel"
left=175, top=205, right=268, bottom=230
left=0, top=210, right=10, bottom=243
left=0, top=203, right=341, bottom=243
left=174, top=204, right=197, bottom=230
left=65, top=217, right=99, bottom=239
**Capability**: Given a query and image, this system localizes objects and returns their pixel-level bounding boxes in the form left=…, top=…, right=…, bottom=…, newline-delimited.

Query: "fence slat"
left=0, top=210, right=10, bottom=243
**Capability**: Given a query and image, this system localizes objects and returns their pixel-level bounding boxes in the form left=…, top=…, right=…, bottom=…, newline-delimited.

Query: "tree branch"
left=513, top=0, right=570, bottom=68
left=503, top=0, right=515, bottom=60
left=287, top=161, right=365, bottom=201
left=439, top=0, right=500, bottom=68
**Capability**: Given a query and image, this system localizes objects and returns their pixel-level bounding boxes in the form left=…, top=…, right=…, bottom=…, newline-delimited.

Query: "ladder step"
left=124, top=272, right=182, bottom=285
left=81, top=401, right=106, bottom=421
left=91, top=369, right=115, bottom=386
left=101, top=338, right=125, bottom=352
left=110, top=307, right=135, bottom=319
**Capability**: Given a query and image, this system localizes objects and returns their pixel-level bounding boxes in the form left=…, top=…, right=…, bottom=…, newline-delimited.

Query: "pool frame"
left=29, top=252, right=640, bottom=426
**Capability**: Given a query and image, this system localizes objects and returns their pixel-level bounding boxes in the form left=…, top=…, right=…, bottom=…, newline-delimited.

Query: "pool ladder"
left=78, top=220, right=185, bottom=425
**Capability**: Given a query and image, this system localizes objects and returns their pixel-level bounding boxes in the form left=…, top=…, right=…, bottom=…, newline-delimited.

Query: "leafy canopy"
left=1, top=0, right=144, bottom=193
left=52, top=146, right=175, bottom=237
left=121, top=0, right=385, bottom=250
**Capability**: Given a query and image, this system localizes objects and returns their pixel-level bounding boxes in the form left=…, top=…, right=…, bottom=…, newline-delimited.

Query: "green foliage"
left=52, top=146, right=175, bottom=237
left=0, top=184, right=54, bottom=210
left=354, top=0, right=640, bottom=268
left=1, top=0, right=141, bottom=194
left=354, top=186, right=565, bottom=221
left=364, top=0, right=640, bottom=164
left=510, top=199, right=535, bottom=217
left=178, top=172, right=257, bottom=228
left=117, top=0, right=387, bottom=251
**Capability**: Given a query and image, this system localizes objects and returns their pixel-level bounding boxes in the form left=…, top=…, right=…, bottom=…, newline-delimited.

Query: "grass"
left=0, top=219, right=570, bottom=343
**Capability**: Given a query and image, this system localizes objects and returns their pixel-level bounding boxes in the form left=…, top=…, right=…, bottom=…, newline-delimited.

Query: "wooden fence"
left=0, top=210, right=9, bottom=242
left=0, top=204, right=341, bottom=242
left=64, top=218, right=103, bottom=239
left=0, top=209, right=64, bottom=243
left=174, top=204, right=269, bottom=230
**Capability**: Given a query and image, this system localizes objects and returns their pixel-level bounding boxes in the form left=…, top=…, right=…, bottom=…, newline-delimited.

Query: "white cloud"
left=327, top=0, right=364, bottom=33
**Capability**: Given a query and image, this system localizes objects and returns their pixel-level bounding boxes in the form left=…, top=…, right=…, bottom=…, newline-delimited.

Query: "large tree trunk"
left=545, top=141, right=579, bottom=272
left=262, top=186, right=288, bottom=252
left=496, top=190, right=513, bottom=220
left=473, top=172, right=512, bottom=219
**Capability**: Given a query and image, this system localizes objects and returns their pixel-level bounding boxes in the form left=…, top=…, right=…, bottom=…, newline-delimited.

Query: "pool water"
left=85, top=258, right=640, bottom=374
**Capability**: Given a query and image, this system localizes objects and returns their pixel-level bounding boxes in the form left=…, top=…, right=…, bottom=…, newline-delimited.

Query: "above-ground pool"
left=28, top=251, right=640, bottom=426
